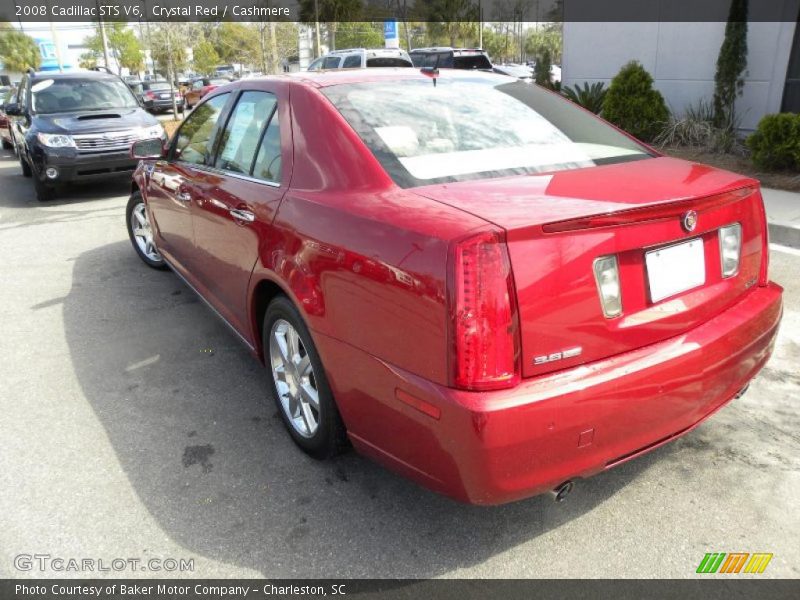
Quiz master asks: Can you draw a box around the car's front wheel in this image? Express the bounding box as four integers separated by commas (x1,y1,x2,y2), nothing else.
126,191,167,269
19,154,31,177
33,176,55,202
264,296,347,459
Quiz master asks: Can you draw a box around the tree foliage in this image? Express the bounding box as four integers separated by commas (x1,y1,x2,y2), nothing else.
192,40,220,76
525,25,562,64
81,23,143,75
602,61,669,142
713,0,748,129
423,0,479,47
0,24,41,72
334,22,384,50
298,0,363,50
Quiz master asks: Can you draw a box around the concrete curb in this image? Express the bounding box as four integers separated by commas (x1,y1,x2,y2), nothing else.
769,223,800,249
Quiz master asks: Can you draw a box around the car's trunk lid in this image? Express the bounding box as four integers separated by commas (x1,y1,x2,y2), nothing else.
413,157,767,377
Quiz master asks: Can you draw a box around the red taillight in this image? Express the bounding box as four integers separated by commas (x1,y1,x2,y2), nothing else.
144,91,156,99
450,230,519,391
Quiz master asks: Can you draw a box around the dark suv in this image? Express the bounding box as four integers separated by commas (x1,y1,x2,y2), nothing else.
5,69,164,201
408,47,493,70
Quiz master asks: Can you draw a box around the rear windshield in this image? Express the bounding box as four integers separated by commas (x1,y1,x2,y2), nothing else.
366,57,412,68
453,54,493,70
31,78,139,114
323,78,654,188
147,82,171,91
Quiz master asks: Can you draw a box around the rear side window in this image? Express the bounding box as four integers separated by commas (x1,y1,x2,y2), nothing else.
453,54,493,70
366,57,412,67
342,55,362,68
215,91,277,174
251,109,282,183
322,56,341,69
172,93,229,165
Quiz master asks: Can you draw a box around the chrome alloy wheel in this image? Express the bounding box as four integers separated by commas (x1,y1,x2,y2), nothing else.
269,319,320,438
130,202,162,262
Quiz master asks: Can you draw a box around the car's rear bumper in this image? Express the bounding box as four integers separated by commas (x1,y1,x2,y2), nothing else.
145,99,184,111
316,282,783,505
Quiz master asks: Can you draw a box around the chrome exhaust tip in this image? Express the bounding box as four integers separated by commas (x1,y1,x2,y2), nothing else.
550,480,574,502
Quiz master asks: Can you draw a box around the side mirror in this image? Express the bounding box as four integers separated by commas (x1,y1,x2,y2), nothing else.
131,138,165,159
5,102,21,116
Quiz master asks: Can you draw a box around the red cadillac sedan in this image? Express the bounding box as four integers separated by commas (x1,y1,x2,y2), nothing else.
127,69,782,505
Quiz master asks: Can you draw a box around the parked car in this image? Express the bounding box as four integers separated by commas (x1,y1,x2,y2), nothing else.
126,69,782,505
5,69,165,201
124,78,144,103
184,77,231,109
307,48,413,71
409,47,493,70
141,80,184,113
492,63,534,81
0,88,16,150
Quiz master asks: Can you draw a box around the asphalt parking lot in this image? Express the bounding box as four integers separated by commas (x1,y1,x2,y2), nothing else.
0,150,798,579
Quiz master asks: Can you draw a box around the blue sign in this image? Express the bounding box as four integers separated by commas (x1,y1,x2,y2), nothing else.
383,19,399,48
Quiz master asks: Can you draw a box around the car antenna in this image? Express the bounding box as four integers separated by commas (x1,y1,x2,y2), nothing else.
420,55,439,87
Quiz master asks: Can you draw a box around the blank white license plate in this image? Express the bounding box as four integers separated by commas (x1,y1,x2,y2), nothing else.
160,93,170,99
645,238,705,302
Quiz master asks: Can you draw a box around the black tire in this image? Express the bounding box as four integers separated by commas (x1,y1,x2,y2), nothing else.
126,191,167,269
263,296,347,459
20,154,31,177
33,175,55,202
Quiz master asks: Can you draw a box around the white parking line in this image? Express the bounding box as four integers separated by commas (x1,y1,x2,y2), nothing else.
770,243,800,257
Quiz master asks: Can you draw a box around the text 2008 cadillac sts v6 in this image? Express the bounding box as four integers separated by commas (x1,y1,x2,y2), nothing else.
126,69,782,505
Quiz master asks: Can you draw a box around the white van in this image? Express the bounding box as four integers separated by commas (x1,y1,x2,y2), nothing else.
307,48,413,71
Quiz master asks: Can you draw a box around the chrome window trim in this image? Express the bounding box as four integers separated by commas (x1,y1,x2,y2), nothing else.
173,161,281,188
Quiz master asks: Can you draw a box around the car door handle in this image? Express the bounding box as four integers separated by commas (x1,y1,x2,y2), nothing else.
176,191,191,202
229,208,255,223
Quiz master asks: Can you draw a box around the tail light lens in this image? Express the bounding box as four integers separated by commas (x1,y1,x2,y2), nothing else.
449,230,519,391
719,223,742,278
593,255,623,317
144,91,156,99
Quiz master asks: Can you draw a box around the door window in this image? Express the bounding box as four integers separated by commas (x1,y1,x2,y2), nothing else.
251,109,282,184
342,55,362,68
322,56,341,69
172,93,229,165
215,91,277,174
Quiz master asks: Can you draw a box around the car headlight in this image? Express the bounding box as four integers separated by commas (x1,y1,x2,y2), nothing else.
37,133,75,148
139,124,165,140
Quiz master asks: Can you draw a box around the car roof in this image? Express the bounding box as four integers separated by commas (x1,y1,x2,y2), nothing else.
29,69,120,81
327,47,409,56
285,67,510,88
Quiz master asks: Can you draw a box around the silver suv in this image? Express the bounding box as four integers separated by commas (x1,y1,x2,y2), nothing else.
307,48,413,71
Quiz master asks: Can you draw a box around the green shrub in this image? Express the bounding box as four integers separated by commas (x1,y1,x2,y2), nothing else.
562,82,607,114
534,48,553,88
602,61,669,142
656,99,743,154
746,113,800,171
